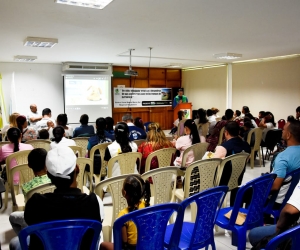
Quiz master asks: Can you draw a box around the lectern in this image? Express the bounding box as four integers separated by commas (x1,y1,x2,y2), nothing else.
173,102,192,121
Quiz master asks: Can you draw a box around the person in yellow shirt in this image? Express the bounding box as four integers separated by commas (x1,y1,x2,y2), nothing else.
118,175,150,250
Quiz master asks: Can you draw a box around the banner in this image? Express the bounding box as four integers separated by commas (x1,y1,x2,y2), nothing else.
114,87,172,108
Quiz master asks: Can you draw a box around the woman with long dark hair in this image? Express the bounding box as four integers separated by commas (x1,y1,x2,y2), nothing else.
0,128,33,184
50,126,76,149
105,116,115,136
195,108,209,142
56,114,73,138
259,111,276,141
173,119,200,167
87,118,114,175
16,115,37,142
104,122,138,177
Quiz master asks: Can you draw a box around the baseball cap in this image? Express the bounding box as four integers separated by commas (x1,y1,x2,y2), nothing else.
46,146,76,179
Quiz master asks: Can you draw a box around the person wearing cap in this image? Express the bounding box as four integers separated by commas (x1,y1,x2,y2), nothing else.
9,146,105,250
122,114,146,141
172,88,188,108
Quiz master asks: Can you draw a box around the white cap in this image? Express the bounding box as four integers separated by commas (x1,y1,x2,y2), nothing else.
46,146,76,179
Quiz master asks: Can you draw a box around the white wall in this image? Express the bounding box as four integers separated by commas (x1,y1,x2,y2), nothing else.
0,62,64,124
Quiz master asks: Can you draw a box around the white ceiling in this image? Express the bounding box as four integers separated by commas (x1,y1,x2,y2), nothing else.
0,0,300,68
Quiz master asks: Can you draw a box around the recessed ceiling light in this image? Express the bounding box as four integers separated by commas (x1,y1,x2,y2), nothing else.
24,37,58,48
14,56,37,62
162,63,182,68
214,53,242,60
55,0,114,9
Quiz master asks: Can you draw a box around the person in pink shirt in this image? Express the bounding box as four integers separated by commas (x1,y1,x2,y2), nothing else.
0,128,34,184
173,119,200,167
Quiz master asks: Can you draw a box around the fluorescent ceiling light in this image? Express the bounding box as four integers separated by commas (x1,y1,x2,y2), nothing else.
14,56,37,62
55,0,114,9
24,37,58,48
214,53,242,60
162,63,182,68
233,54,300,64
182,64,226,71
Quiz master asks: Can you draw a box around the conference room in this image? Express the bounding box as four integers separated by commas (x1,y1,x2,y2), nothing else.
1,1,300,249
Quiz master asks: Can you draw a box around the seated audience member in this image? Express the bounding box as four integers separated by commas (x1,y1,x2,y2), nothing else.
73,114,95,138
248,179,300,247
170,110,184,135
0,128,34,184
211,107,220,118
192,110,198,121
105,116,115,136
133,117,146,131
9,146,105,250
50,126,76,149
56,114,73,138
173,119,200,167
207,109,216,135
87,118,114,176
104,122,138,177
287,115,295,122
122,114,146,140
27,104,42,127
1,112,19,137
38,129,49,139
268,120,300,210
259,111,276,141
16,115,37,142
242,121,255,146
117,175,150,249
206,109,234,152
233,110,242,120
35,108,55,132
214,121,251,205
258,110,266,121
138,122,174,174
296,106,300,121
194,108,209,142
244,113,258,128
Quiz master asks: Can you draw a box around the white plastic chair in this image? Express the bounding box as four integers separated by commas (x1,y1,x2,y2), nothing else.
217,126,225,146
76,157,93,194
69,145,83,157
72,137,89,156
247,128,263,169
181,142,209,167
25,183,56,202
142,167,178,205
144,148,176,173
25,139,51,151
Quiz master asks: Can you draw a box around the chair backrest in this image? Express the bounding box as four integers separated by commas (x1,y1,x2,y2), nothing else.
247,127,263,151
133,139,146,148
144,147,176,173
25,183,56,202
10,164,35,206
5,150,31,186
277,119,286,130
264,167,300,219
89,142,112,177
177,119,186,137
95,174,130,224
264,129,283,151
25,139,51,151
19,219,102,250
170,186,228,249
183,158,222,199
113,203,181,250
216,153,250,190
228,174,276,229
265,224,300,250
141,167,178,205
72,137,89,155
107,152,142,178
0,141,10,147
69,145,83,157
181,142,209,167
217,127,225,146
76,157,93,193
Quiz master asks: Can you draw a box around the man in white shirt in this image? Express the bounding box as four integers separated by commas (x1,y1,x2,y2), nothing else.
27,104,42,127
35,108,55,132
206,109,216,135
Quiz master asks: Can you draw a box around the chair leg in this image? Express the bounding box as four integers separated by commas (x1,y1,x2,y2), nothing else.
232,229,246,250
250,150,254,169
4,182,8,209
260,147,264,167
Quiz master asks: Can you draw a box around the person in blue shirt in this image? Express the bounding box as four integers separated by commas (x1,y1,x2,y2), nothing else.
73,114,95,137
122,114,146,141
172,88,188,108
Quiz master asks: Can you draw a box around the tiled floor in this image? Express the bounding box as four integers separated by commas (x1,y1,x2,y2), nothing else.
0,158,271,250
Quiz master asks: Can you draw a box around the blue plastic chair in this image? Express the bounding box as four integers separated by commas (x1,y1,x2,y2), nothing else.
215,173,277,250
113,203,181,250
263,224,300,250
264,167,300,223
164,186,228,250
18,219,102,250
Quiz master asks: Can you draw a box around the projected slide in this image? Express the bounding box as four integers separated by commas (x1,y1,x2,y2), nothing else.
64,75,112,124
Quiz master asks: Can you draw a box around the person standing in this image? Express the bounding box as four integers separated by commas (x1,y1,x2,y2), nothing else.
172,88,188,108
27,104,42,127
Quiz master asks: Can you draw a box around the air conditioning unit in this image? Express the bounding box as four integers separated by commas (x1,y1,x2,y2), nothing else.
62,62,112,72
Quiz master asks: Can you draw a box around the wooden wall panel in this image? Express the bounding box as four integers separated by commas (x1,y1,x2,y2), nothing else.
112,66,182,129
